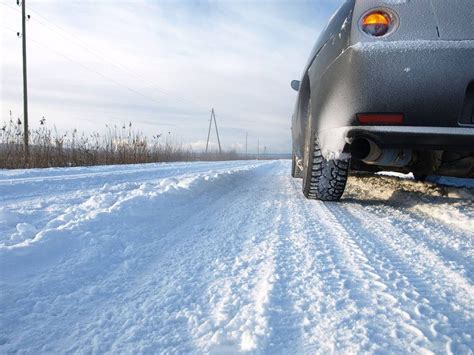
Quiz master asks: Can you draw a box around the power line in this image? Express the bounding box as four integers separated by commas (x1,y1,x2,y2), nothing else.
0,2,20,12
27,36,170,107
1,24,18,33
25,5,209,112
4,1,208,112
2,12,201,112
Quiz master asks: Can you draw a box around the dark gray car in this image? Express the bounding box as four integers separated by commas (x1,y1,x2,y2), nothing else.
291,0,474,200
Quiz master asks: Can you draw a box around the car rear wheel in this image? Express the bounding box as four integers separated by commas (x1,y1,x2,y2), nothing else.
302,102,350,201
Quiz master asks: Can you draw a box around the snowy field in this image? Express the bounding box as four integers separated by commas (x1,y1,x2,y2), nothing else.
0,160,473,353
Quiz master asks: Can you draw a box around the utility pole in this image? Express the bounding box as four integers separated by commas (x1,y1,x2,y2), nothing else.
205,110,212,153
257,139,260,160
19,0,29,157
205,108,222,154
212,109,222,154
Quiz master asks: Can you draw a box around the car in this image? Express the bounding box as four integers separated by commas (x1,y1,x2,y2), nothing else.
290,0,474,201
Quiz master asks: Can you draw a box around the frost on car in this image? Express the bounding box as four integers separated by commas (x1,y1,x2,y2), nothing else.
290,0,474,201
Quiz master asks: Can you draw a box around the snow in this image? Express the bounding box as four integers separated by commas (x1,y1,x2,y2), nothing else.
352,40,474,53
0,160,473,353
381,0,409,4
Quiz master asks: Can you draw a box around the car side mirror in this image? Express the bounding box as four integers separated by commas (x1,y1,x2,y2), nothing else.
291,80,300,91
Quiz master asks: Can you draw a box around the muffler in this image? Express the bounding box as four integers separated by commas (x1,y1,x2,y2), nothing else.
351,138,412,167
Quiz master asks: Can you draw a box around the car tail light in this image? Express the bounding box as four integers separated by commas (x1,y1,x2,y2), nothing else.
361,11,392,37
357,113,404,124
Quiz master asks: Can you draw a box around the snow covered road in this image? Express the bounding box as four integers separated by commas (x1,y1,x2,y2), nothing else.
0,160,473,353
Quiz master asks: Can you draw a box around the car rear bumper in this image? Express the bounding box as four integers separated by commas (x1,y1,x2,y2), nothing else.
311,40,474,158
318,125,474,160
348,126,474,149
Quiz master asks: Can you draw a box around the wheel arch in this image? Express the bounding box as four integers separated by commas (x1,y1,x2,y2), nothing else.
293,73,311,159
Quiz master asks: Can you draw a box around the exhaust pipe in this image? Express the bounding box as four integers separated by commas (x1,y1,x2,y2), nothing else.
351,138,412,167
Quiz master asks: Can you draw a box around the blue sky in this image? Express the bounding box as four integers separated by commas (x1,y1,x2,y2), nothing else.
1,0,343,153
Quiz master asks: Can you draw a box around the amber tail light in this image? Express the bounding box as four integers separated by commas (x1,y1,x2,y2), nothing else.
361,11,392,37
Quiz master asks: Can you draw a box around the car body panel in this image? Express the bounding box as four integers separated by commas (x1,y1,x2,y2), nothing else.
429,0,474,40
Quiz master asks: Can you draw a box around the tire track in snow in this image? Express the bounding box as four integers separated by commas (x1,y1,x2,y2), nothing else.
344,197,473,281
196,165,290,353
281,178,371,353
303,195,448,352
342,203,474,315
260,178,308,354
201,228,277,353
263,175,377,353
324,200,474,353
321,201,473,353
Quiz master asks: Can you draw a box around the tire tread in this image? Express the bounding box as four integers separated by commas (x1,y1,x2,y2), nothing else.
303,139,349,201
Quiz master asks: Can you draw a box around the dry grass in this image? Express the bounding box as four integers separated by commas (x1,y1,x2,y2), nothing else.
0,115,240,169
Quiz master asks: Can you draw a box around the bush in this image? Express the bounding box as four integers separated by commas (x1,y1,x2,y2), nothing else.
0,116,240,169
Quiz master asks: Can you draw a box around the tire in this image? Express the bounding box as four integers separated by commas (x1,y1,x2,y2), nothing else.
291,150,303,178
302,101,349,201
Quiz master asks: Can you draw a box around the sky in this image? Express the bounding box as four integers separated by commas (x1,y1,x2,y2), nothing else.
1,0,343,154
